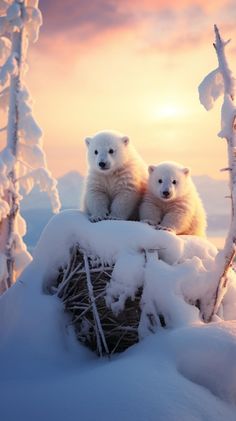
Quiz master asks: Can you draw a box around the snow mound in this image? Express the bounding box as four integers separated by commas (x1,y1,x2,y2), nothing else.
7,210,236,334
0,210,236,420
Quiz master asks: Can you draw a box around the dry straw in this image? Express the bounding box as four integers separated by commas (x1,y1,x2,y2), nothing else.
52,244,144,356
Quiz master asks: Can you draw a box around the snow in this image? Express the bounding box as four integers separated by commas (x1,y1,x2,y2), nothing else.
0,14,235,421
0,85,9,111
0,0,61,291
0,211,236,420
218,94,236,139
0,15,9,36
0,36,11,62
19,167,61,213
24,4,42,43
23,211,236,326
0,1,11,14
0,52,18,86
198,27,236,140
6,2,20,22
198,68,224,110
198,68,236,139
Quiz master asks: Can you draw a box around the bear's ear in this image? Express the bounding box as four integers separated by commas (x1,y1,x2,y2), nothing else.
148,165,155,174
122,136,129,146
183,167,190,176
84,137,92,147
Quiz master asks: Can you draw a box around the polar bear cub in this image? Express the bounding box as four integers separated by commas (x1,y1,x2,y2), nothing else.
82,130,148,222
139,161,206,236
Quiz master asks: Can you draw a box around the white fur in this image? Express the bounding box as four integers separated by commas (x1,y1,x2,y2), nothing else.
82,130,148,221
139,161,207,236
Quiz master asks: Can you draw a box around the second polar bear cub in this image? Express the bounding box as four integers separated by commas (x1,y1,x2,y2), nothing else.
139,161,207,236
83,130,148,222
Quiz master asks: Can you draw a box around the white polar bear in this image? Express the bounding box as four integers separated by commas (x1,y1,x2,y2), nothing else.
82,130,148,222
139,161,207,236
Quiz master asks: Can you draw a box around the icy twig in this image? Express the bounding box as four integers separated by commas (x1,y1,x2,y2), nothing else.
57,261,83,298
83,253,109,356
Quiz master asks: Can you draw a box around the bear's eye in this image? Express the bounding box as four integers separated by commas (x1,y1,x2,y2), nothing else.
109,149,114,154
158,179,163,184
94,150,98,155
172,180,177,185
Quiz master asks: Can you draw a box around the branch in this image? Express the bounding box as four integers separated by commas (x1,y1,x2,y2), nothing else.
213,25,235,100
83,253,109,356
201,26,236,322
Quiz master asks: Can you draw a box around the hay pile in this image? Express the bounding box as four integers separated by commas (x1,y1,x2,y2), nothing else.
52,244,146,356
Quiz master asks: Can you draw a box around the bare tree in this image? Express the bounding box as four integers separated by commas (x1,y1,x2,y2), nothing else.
199,25,236,321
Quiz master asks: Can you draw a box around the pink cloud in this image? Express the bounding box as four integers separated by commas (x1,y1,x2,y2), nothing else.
29,0,235,78
37,0,236,55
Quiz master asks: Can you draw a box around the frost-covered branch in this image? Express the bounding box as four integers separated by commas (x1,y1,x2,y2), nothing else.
213,25,235,101
199,25,236,321
17,168,60,213
0,0,61,292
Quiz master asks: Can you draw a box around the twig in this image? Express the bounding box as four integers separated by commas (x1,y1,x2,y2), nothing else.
83,253,109,356
57,261,83,298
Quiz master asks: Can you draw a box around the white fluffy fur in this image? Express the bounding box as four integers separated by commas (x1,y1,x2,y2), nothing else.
82,130,148,221
139,161,207,236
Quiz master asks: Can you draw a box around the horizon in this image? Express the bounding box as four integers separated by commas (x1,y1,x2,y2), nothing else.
57,168,230,181
2,0,234,179
21,169,230,251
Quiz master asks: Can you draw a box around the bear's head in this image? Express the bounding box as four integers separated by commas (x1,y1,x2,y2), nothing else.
148,161,191,201
85,130,130,173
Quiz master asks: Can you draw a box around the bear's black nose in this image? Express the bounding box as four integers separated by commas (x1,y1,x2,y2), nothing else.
99,162,106,169
163,190,170,197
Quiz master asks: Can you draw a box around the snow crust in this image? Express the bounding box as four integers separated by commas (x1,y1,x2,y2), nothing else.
0,211,236,420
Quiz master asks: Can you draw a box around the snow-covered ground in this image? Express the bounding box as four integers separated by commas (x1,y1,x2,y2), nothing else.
1,211,236,421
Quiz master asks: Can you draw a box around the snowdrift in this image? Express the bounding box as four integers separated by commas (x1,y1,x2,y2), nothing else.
0,210,236,420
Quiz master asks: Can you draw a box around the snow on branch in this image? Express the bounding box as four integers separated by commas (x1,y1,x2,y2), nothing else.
0,53,18,86
199,25,236,321
0,87,9,111
0,0,60,292
213,25,236,100
0,36,11,62
19,168,61,213
198,69,224,111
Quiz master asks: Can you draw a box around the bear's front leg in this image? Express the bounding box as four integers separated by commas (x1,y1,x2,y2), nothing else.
110,190,140,220
139,199,162,227
160,209,190,234
86,190,110,222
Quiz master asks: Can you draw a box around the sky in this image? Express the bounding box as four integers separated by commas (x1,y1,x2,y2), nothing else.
23,0,236,178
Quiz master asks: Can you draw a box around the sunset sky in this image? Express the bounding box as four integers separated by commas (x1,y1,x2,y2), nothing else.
24,0,236,178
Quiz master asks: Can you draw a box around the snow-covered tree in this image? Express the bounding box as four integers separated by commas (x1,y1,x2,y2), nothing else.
199,25,236,321
0,0,61,293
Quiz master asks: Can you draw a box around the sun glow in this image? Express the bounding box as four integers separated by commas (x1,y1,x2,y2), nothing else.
152,102,188,121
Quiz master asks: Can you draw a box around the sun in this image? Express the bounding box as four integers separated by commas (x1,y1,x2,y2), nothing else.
151,102,187,121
